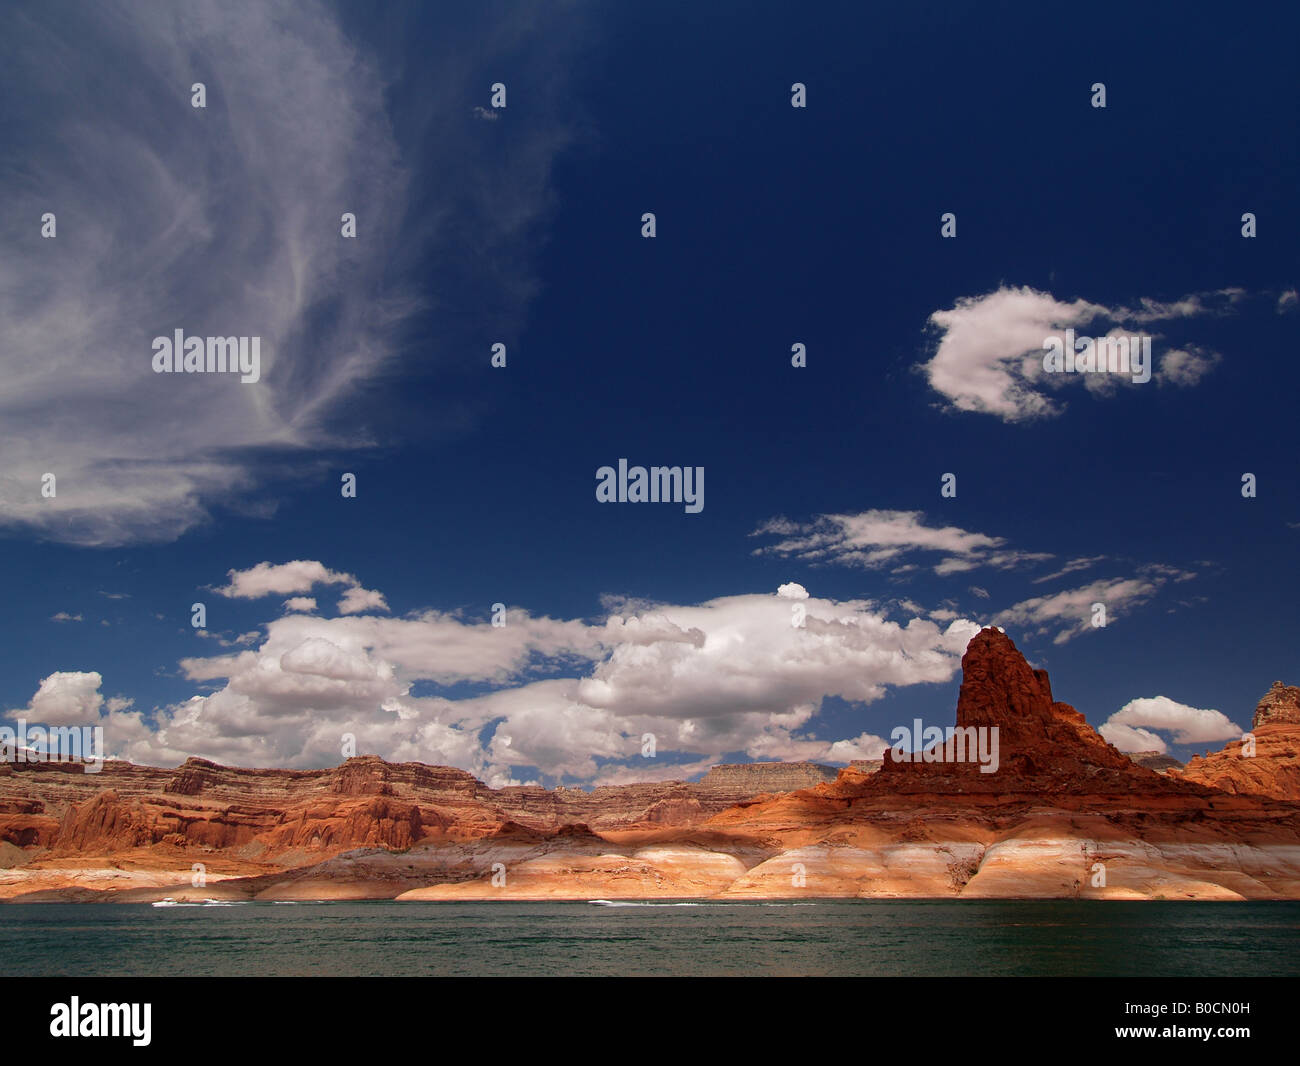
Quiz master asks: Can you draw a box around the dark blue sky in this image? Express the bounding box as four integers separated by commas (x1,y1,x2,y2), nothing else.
0,0,1296,784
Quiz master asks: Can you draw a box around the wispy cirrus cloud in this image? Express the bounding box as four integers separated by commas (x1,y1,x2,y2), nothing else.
752,509,1050,576
0,0,587,546
1030,556,1105,585
995,566,1196,645
0,1,415,545
753,511,1200,644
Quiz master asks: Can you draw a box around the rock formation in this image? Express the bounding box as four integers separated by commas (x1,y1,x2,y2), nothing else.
1127,751,1184,774
0,752,848,899
699,629,1300,900
1251,682,1300,728
869,628,1185,797
1177,681,1300,800
697,762,839,792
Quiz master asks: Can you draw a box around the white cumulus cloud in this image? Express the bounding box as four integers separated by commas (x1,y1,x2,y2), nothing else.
1100,696,1242,753
50,573,985,783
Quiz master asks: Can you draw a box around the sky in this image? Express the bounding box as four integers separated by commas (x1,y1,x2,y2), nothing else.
0,0,1296,787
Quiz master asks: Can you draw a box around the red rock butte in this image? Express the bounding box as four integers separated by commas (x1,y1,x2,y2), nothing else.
873,627,1186,794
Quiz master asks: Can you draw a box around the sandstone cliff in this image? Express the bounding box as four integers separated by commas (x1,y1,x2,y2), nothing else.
1251,681,1300,728
698,762,838,792
1177,681,1300,800
0,752,840,899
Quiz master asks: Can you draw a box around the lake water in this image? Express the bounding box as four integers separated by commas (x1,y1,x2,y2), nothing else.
2,900,1297,977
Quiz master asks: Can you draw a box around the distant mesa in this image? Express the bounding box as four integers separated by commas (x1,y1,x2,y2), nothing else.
1127,751,1184,774
698,762,839,792
0,751,848,876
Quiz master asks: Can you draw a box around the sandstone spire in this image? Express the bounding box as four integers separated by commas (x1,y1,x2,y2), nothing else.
1253,681,1300,729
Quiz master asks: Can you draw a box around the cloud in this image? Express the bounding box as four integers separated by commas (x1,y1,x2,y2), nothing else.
602,615,706,648
51,612,83,623
0,1,587,546
1100,696,1242,753
3,671,155,758
759,513,1195,645
197,628,260,649
62,573,983,782
474,592,978,780
337,586,390,615
742,730,889,764
0,1,422,545
7,671,104,726
1030,557,1104,585
920,285,1230,421
996,567,1195,644
1098,722,1168,754
283,597,317,613
216,561,355,599
574,595,980,722
1156,347,1221,387
754,509,1050,575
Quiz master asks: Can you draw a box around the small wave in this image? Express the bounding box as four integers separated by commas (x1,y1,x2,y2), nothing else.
151,898,242,907
587,899,822,908
587,900,706,907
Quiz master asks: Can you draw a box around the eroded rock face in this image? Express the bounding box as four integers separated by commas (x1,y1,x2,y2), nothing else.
1253,682,1300,729
949,629,1133,772
873,628,1170,794
1174,681,1300,801
0,753,831,874
698,762,839,792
